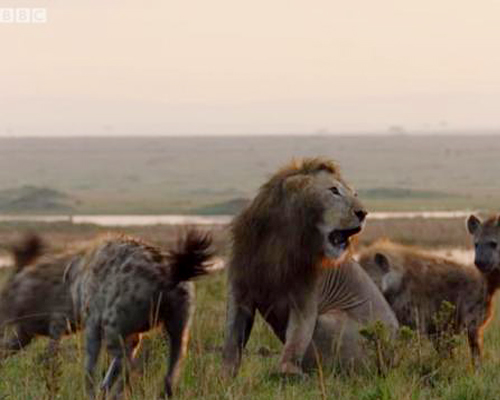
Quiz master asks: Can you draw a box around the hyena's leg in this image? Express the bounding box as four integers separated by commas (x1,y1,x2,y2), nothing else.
467,328,482,368
162,289,194,398
279,293,318,375
35,317,69,382
0,327,34,359
46,316,70,357
100,325,129,399
222,286,256,378
101,333,142,399
84,321,102,400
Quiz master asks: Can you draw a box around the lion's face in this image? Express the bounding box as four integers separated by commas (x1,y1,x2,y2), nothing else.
313,171,367,259
467,215,500,274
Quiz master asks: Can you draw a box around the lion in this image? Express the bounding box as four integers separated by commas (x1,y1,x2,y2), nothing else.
222,157,398,376
358,236,500,366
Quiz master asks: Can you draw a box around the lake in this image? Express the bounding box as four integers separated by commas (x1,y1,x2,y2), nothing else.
0,211,473,227
0,212,475,269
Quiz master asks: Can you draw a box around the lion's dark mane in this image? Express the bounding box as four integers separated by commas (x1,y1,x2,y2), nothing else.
229,158,342,300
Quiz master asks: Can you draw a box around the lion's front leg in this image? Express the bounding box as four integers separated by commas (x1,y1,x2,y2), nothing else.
279,294,318,375
222,286,256,378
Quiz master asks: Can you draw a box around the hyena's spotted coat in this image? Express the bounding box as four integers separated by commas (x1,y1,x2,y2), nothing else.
358,238,499,366
65,230,215,399
0,234,78,358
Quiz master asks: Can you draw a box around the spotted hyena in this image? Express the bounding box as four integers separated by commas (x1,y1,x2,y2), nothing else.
64,229,215,399
467,215,500,277
0,234,79,358
467,215,500,349
358,237,500,366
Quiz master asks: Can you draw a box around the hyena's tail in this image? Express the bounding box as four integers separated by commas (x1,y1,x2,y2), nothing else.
167,229,215,285
11,234,43,272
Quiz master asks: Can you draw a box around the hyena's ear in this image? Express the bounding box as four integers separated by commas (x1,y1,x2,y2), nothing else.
11,234,43,272
374,252,390,273
467,215,481,235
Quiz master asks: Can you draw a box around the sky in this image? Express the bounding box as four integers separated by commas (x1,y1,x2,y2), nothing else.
1,0,500,136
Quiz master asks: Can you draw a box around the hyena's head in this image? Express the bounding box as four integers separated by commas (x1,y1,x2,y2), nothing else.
358,249,404,304
467,214,500,274
371,252,405,300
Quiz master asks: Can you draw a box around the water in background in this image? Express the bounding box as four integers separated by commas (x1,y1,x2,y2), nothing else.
0,211,472,227
0,212,475,268
0,255,12,268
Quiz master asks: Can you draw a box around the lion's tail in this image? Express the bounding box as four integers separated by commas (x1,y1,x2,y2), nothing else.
166,229,215,286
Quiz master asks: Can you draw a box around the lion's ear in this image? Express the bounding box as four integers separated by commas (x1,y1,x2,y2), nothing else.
467,215,481,235
374,252,390,273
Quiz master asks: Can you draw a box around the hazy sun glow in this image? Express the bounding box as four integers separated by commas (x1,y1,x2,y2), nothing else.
1,0,499,136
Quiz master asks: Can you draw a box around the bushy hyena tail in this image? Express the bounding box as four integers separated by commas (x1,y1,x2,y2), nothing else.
167,230,215,285
11,234,43,272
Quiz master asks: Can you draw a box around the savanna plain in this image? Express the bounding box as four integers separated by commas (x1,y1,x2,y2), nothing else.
0,135,499,399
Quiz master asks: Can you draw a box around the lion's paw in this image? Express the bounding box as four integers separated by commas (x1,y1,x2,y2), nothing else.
279,361,304,376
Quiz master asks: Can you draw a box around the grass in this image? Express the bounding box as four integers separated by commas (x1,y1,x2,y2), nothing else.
0,219,497,399
1,135,498,397
1,269,499,400
1,135,500,214
0,216,477,258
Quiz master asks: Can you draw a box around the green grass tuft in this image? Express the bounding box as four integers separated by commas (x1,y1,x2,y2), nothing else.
1,272,499,399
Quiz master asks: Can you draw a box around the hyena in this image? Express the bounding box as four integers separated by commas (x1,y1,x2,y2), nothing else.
64,230,215,399
0,234,78,358
467,215,500,352
358,237,499,366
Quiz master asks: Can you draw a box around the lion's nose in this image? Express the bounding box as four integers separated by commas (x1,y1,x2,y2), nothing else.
355,209,367,223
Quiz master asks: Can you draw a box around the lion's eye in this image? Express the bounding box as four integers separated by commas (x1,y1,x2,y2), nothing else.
329,187,341,196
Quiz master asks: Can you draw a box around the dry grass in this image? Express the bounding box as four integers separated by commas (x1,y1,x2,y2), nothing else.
1,219,497,400
1,135,499,214
358,217,473,249
0,269,499,400
0,217,475,262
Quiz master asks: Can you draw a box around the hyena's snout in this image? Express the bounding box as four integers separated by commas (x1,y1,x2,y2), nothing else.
354,208,367,223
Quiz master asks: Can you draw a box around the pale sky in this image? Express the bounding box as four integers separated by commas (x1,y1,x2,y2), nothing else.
1,0,500,136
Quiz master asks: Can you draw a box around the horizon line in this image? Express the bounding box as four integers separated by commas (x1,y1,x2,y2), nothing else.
0,130,499,139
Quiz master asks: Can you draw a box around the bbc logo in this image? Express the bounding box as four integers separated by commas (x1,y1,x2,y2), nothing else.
0,8,47,24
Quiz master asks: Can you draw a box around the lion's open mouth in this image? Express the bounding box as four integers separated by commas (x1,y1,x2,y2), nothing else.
328,226,362,250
